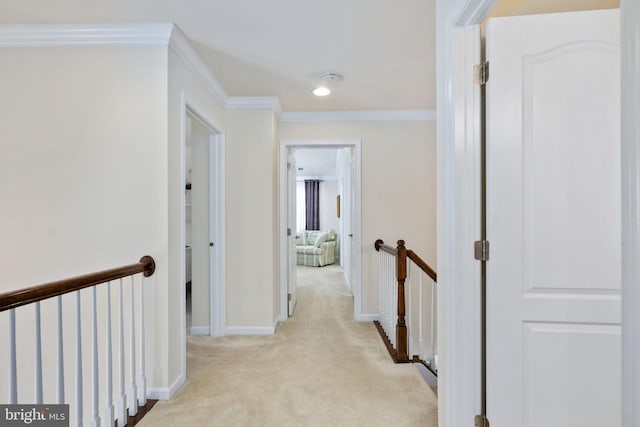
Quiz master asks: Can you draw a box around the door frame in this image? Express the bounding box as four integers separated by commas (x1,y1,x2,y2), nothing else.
278,139,363,321
179,93,226,380
437,1,639,425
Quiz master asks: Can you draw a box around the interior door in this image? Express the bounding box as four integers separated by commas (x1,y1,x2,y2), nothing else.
341,148,352,289
287,154,298,315
349,154,356,290
486,9,621,426
189,115,211,334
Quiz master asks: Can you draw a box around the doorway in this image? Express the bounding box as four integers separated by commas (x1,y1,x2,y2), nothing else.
438,0,628,424
180,103,224,358
279,140,363,321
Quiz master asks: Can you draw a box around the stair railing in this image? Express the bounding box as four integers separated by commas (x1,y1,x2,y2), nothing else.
374,240,438,373
0,256,156,426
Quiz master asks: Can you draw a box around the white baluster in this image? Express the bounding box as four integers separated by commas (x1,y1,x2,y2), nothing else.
9,309,17,404
34,302,43,404
387,255,392,340
117,279,126,427
90,287,101,427
76,291,84,426
392,257,397,348
57,296,65,404
379,253,387,330
378,251,383,321
104,282,114,427
390,254,395,343
383,254,388,336
128,276,138,416
418,273,424,361
407,263,413,358
430,280,437,370
138,274,147,406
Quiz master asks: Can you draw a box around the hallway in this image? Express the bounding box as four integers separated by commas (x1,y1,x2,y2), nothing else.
139,265,437,426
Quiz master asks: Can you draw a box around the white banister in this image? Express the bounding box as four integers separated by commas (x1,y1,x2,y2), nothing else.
9,308,17,404
418,273,425,361
138,274,147,406
117,278,126,427
407,262,413,358
387,253,394,343
57,296,65,404
34,302,43,404
104,282,115,427
76,291,84,426
430,280,437,370
128,276,138,416
391,255,397,348
90,287,101,427
378,252,383,324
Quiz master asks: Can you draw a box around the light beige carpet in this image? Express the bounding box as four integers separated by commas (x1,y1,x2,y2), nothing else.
139,265,438,426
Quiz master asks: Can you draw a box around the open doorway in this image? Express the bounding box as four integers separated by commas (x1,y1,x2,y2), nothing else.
279,140,363,322
181,105,225,352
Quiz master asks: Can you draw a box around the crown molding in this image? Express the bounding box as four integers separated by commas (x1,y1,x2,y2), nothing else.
0,23,173,47
168,25,228,106
279,109,436,123
226,96,283,118
0,23,229,106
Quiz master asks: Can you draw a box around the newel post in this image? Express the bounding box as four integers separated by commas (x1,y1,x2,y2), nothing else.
396,240,409,362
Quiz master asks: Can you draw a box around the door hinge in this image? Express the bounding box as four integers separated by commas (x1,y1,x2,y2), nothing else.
288,293,292,301
287,162,292,171
287,228,292,236
474,61,489,85
474,240,490,261
475,415,490,427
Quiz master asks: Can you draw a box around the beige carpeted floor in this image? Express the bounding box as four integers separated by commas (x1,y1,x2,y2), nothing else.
139,264,438,427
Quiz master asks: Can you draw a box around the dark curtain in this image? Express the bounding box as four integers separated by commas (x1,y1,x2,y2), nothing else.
305,179,320,230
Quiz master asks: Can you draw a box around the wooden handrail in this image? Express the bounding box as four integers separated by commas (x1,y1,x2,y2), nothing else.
407,250,437,282
0,256,156,313
374,239,398,256
375,239,437,283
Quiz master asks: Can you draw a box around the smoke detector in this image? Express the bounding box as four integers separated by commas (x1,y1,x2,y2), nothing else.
321,71,344,82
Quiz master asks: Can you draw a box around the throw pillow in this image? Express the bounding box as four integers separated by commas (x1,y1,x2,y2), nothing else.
313,232,328,247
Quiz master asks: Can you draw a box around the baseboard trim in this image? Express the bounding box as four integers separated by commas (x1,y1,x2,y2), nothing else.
147,374,185,400
356,313,379,322
190,326,210,335
224,325,276,336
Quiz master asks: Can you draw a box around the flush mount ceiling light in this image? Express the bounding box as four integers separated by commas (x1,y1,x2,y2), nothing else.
312,86,331,96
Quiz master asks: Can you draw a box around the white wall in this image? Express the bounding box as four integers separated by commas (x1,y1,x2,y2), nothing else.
0,41,230,415
319,179,340,234
224,109,280,330
279,120,436,316
0,45,168,423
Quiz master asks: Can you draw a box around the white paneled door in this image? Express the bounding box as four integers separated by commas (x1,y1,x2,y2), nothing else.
288,154,298,316
486,9,621,426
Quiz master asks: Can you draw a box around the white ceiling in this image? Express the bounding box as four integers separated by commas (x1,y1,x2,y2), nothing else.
294,148,338,178
0,0,436,112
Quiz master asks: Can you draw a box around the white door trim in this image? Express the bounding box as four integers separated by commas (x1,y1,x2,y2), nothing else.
438,1,637,426
621,2,640,426
436,2,489,424
278,139,363,321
